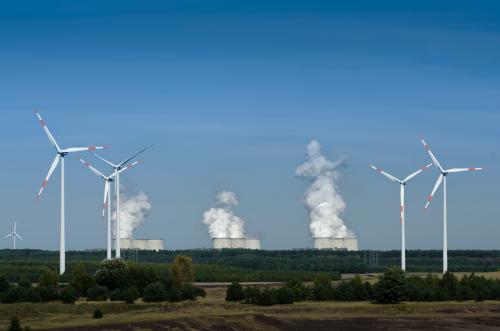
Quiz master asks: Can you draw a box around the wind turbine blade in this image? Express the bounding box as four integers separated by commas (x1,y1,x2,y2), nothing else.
446,167,483,173
369,164,401,183
36,154,60,199
15,234,23,240
103,181,110,217
34,110,61,151
118,143,156,168
4,233,13,239
63,146,108,153
403,163,433,182
118,160,142,174
79,158,107,179
93,153,117,168
13,222,16,232
421,137,444,172
425,174,444,209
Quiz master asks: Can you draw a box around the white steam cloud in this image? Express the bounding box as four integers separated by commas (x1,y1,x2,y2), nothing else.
114,191,152,239
296,140,353,239
203,191,245,238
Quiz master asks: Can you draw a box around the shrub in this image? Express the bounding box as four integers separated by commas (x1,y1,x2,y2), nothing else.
95,259,129,291
127,263,160,293
170,255,194,288
142,282,167,302
71,263,95,296
86,285,108,301
226,282,244,302
60,286,79,304
373,267,408,304
93,309,103,319
2,287,29,303
0,274,10,293
17,278,32,289
38,269,59,288
167,287,182,302
110,287,140,304
242,287,261,304
7,316,22,331
38,286,60,302
257,288,277,306
276,287,295,304
179,284,205,301
312,274,334,301
285,278,309,301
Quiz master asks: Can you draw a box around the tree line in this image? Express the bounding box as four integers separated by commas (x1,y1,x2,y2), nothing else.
226,268,500,306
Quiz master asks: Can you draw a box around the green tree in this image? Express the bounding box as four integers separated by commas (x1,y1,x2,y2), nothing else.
312,274,334,301
276,287,295,304
60,286,79,304
70,263,95,296
7,316,22,331
373,267,408,304
257,288,277,306
0,274,10,293
86,285,108,301
226,282,244,302
170,255,194,288
142,282,167,302
38,268,59,288
95,259,129,290
440,272,460,300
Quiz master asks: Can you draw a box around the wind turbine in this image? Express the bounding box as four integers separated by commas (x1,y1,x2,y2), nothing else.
421,137,483,273
369,163,432,271
4,222,23,249
34,111,107,274
79,158,141,260
94,143,155,258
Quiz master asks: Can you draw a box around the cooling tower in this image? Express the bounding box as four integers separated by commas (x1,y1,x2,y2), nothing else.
115,238,164,252
313,237,358,251
212,238,261,250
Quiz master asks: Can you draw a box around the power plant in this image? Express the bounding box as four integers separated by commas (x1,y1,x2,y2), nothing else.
114,238,164,251
313,237,359,251
213,238,261,250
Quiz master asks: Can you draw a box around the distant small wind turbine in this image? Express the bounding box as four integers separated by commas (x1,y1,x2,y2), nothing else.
369,163,432,271
421,136,483,273
79,158,141,260
4,222,23,249
34,111,108,274
93,143,155,258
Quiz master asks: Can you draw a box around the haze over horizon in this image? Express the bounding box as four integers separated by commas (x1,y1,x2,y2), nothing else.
0,1,498,251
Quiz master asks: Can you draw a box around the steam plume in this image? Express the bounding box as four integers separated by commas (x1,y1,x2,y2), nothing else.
203,191,245,238
113,190,152,239
296,140,353,238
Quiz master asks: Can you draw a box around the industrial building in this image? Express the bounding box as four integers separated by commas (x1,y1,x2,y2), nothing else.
313,237,358,251
114,238,164,251
212,238,261,250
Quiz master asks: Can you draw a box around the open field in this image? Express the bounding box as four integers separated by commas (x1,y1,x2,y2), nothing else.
2,280,500,330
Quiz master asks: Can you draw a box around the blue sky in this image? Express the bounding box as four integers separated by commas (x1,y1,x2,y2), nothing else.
0,1,498,251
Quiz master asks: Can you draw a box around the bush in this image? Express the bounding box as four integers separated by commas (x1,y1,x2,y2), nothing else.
180,284,205,301
276,287,295,304
0,274,10,293
373,267,408,304
86,285,108,301
38,269,59,288
243,287,261,304
257,288,277,306
110,287,140,304
71,263,95,296
285,278,309,301
38,286,60,302
95,259,129,291
2,287,29,303
226,282,244,302
312,274,334,301
127,263,160,293
142,282,167,302
60,286,79,304
93,309,103,319
18,278,32,289
167,287,182,302
7,316,22,331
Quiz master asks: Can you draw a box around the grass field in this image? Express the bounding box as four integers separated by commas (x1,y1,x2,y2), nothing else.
2,274,500,331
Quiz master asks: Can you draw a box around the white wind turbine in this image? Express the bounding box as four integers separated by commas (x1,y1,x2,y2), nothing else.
93,143,155,258
79,158,141,260
369,163,432,271
4,222,23,249
34,111,107,274
421,137,483,273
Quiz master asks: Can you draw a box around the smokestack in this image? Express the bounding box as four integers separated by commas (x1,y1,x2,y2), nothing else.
296,140,355,240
